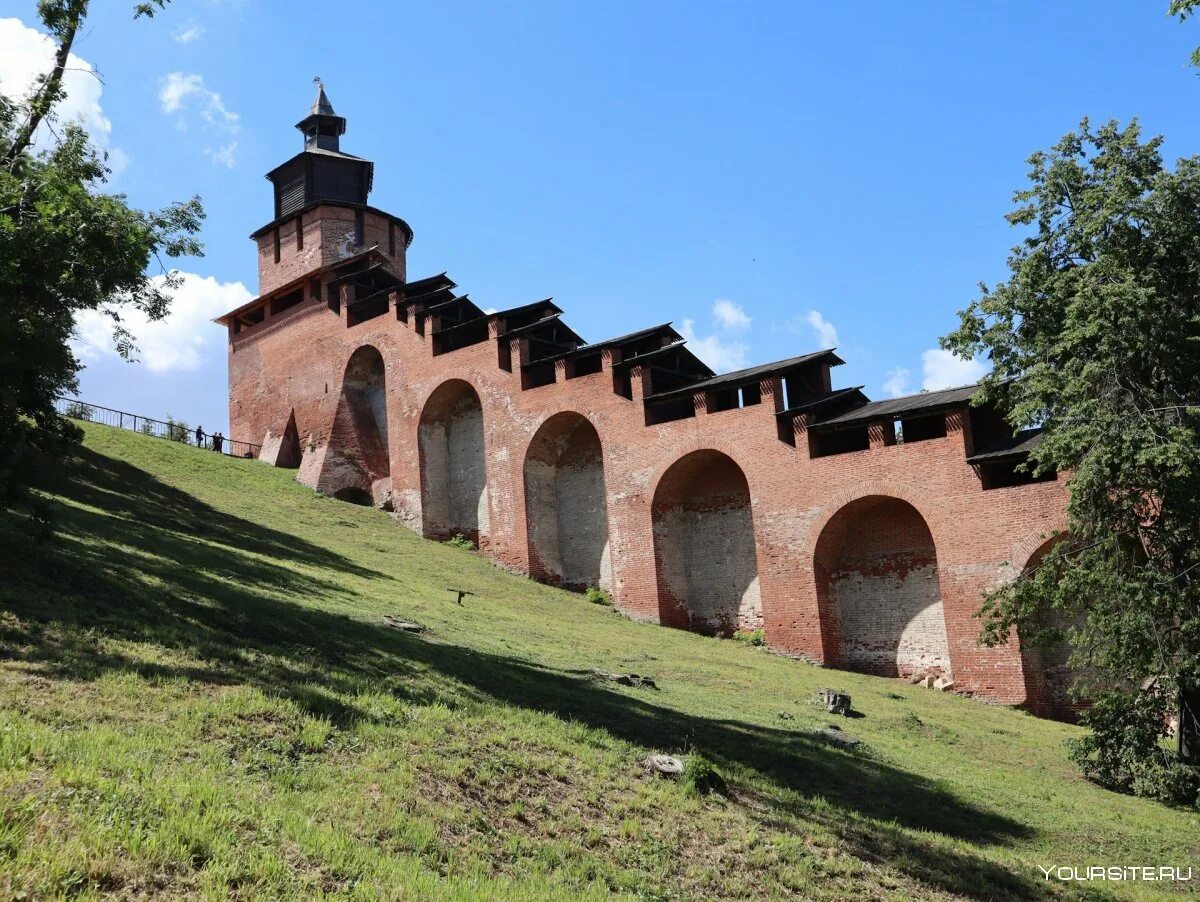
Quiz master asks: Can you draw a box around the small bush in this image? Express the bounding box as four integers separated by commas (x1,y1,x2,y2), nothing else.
444,534,476,550
1129,758,1200,807
139,419,154,435
682,754,727,797
585,586,612,606
732,628,765,647
1068,690,1200,806
166,417,190,443
62,401,92,421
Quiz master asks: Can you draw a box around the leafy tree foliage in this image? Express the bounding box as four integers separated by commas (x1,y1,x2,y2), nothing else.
0,0,202,509
1170,0,1200,65
943,120,1200,805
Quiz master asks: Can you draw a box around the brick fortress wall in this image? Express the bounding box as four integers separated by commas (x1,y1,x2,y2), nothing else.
222,200,1071,715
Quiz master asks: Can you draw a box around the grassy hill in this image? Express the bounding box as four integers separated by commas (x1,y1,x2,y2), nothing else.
0,423,1195,899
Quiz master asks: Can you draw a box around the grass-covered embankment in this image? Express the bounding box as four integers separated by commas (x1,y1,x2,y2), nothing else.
0,423,1195,898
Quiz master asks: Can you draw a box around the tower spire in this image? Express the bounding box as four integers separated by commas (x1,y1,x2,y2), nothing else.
296,78,346,151
310,77,336,117
264,81,375,220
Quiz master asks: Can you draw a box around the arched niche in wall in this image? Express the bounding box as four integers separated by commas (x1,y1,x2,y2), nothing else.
323,345,390,503
1017,535,1087,722
523,412,611,590
418,379,488,542
814,496,951,679
651,449,761,635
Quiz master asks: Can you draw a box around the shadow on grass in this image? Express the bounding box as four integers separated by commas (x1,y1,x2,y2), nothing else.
0,446,1050,899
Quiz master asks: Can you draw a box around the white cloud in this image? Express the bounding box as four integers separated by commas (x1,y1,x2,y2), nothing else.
172,21,205,44
72,273,251,374
158,71,240,165
679,298,755,373
203,140,238,169
882,367,911,398
805,310,838,348
713,298,751,332
921,348,987,391
680,319,750,373
158,72,201,113
0,17,119,163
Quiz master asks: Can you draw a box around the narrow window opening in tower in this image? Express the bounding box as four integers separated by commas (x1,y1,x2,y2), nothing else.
296,214,304,250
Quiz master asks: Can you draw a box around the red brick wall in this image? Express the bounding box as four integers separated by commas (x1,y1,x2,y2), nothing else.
255,206,405,296
227,230,1071,710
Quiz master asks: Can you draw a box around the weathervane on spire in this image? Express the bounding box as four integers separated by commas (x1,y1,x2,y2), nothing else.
313,75,323,90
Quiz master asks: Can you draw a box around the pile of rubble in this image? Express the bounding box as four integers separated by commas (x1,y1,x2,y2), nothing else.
908,670,955,692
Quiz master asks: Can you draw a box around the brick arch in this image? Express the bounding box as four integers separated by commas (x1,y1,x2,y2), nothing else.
413,372,487,415
315,344,390,504
798,481,946,563
523,411,611,591
418,379,488,541
812,493,951,678
644,437,767,510
651,449,762,635
1009,526,1070,577
1012,532,1083,721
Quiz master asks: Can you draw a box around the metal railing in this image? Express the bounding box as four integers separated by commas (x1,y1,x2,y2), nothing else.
54,397,261,459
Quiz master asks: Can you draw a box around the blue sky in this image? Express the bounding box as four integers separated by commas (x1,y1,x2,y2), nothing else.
4,1,1200,438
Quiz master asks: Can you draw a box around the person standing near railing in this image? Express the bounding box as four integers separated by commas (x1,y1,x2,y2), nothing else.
195,425,205,448
213,432,224,454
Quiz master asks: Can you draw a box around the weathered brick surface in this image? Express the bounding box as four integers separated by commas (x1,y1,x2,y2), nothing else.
652,450,761,635
226,197,1072,710
818,497,950,678
524,413,610,590
255,206,406,296
416,380,488,541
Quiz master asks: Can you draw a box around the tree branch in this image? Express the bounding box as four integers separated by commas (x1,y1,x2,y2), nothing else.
3,2,85,168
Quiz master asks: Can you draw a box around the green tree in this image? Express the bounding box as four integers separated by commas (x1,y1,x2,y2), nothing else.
1170,0,1200,65
0,0,203,509
943,119,1200,804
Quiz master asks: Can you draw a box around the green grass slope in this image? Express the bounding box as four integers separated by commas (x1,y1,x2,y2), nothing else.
0,423,1196,899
